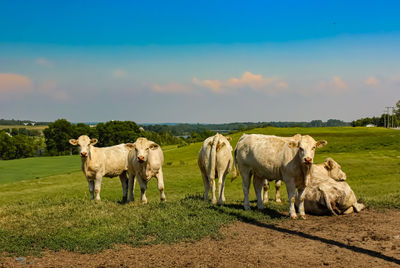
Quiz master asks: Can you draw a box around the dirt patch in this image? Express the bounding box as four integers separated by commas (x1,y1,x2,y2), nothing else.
2,209,400,267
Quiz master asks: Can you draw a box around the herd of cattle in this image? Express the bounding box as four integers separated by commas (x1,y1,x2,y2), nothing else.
69,133,364,219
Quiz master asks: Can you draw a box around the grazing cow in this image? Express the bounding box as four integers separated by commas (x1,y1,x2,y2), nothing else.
295,172,365,215
235,134,327,219
198,133,234,205
69,135,133,202
126,137,165,203
262,157,347,203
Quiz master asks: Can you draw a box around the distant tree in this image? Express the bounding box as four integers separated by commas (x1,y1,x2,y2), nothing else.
43,119,76,155
311,120,323,127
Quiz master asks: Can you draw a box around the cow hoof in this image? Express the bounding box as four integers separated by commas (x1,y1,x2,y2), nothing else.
300,215,307,220
276,199,282,203
217,201,223,206
141,200,148,204
244,205,251,210
290,215,298,220
160,198,166,202
212,200,217,205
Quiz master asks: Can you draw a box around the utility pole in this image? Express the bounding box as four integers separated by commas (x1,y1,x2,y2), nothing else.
383,110,386,128
385,107,391,128
391,107,396,128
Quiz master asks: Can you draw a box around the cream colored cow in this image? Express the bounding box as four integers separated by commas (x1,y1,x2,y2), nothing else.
126,137,165,203
198,133,235,205
69,135,133,202
295,172,365,215
235,134,327,219
263,157,346,203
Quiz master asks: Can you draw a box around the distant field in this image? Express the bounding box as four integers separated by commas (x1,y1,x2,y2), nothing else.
0,125,48,135
0,127,399,256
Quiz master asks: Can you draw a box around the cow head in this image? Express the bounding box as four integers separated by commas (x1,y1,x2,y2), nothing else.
133,137,159,163
288,135,327,166
324,158,346,181
69,135,98,158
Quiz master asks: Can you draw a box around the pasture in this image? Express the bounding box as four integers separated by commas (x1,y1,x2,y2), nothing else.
0,127,400,264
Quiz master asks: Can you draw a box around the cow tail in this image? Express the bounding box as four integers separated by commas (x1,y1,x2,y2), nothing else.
231,146,238,182
209,135,219,181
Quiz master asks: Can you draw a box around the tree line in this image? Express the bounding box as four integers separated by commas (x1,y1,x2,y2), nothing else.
352,100,400,127
43,119,185,156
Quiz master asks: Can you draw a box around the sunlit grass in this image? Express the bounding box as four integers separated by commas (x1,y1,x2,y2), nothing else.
0,127,399,256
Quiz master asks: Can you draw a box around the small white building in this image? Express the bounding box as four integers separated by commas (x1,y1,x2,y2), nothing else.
366,124,376,127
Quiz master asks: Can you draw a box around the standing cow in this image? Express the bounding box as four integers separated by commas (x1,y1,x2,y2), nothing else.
69,135,133,202
262,157,347,204
126,137,165,203
198,133,235,205
235,134,327,219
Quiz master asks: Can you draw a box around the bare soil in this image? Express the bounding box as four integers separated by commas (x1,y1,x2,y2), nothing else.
2,209,400,268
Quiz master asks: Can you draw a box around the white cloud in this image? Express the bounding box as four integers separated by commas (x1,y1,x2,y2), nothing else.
364,76,379,87
112,69,128,78
192,71,288,95
35,58,53,67
153,82,192,94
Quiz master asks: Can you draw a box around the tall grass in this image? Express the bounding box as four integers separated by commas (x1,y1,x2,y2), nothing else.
0,127,399,256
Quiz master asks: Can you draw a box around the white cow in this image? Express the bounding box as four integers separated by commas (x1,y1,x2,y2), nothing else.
295,172,365,215
262,157,347,203
198,133,235,205
235,134,327,219
126,137,165,203
69,135,133,202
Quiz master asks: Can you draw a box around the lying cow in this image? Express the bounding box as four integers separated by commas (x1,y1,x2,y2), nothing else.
127,137,165,203
198,133,234,205
69,135,133,202
295,171,365,215
262,157,347,203
235,134,327,219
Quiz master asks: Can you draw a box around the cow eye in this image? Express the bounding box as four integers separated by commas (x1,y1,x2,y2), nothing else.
312,146,316,150
299,147,304,151
146,148,149,151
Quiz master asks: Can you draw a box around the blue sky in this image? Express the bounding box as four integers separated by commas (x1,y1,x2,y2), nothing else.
1,1,399,123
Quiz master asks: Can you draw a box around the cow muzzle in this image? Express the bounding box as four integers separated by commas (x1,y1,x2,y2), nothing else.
80,152,88,158
303,157,313,165
138,155,145,163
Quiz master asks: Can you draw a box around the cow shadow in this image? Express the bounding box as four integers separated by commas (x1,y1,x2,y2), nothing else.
210,205,400,266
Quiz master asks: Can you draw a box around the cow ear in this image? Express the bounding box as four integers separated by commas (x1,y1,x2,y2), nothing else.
69,139,78,146
316,140,327,148
325,158,334,169
149,143,159,150
90,138,98,145
226,136,232,141
288,141,299,148
125,143,135,150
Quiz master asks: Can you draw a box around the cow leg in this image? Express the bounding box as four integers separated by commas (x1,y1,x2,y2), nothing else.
201,172,210,202
275,180,282,203
253,175,264,210
119,172,128,203
128,174,135,202
262,179,269,203
297,186,307,219
211,177,217,205
94,174,103,201
343,207,354,214
138,177,148,204
87,178,95,200
241,170,252,210
354,203,365,213
285,179,297,219
217,172,226,205
156,169,166,202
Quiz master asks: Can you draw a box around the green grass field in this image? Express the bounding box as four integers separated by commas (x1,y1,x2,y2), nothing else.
0,127,399,256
